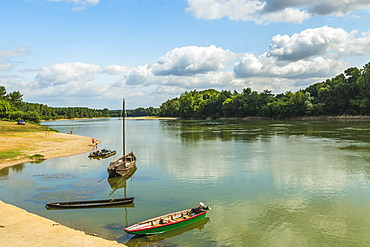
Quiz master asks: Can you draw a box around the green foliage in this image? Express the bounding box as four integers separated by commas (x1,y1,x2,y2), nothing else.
29,154,45,159
0,99,12,118
128,107,159,117
9,111,24,120
159,62,370,119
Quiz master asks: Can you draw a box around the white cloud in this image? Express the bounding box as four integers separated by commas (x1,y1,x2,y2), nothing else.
8,24,370,108
268,26,370,61
234,54,345,79
0,59,14,71
35,62,102,86
0,46,31,71
125,65,152,86
47,0,100,11
151,45,237,76
186,0,370,24
0,46,31,57
234,26,370,80
103,65,131,75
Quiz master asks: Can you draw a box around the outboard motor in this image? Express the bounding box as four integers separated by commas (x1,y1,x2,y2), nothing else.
195,202,211,211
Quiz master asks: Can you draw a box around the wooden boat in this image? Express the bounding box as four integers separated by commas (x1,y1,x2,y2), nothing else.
124,202,211,235
126,217,210,246
88,149,116,159
45,197,135,208
108,99,137,178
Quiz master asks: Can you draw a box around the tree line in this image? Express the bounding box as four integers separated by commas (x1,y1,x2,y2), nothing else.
158,62,370,119
1,62,369,122
0,87,112,123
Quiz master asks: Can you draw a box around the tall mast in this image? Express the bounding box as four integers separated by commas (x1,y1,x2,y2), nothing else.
123,98,125,155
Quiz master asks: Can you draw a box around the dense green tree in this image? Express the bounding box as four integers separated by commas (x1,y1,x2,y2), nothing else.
0,86,6,100
159,98,180,117
7,91,23,109
0,99,12,118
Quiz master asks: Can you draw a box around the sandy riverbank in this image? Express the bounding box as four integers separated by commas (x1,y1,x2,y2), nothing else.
0,122,126,246
0,200,125,247
0,131,99,170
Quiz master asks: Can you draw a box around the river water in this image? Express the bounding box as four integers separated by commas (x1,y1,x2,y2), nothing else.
1,118,370,246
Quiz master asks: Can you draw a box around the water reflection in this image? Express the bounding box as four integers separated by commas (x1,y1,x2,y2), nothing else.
0,163,25,178
2,119,370,246
108,165,137,197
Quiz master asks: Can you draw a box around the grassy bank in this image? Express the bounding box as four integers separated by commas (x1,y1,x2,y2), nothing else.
0,121,53,161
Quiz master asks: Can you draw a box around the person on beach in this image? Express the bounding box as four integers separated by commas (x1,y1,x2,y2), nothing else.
92,138,95,144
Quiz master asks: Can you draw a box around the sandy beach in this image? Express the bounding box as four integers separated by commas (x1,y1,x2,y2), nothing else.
0,124,126,246
0,200,125,247
0,131,99,170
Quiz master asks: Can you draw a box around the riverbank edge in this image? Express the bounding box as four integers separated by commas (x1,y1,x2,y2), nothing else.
0,200,126,247
0,133,99,170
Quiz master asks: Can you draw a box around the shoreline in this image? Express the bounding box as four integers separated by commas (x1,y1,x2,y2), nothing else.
0,132,99,170
0,127,126,246
0,200,125,247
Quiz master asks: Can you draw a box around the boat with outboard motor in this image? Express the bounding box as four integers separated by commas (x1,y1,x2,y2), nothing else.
88,149,116,159
124,202,211,235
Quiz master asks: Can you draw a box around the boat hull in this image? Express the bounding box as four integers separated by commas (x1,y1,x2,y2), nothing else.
45,197,135,208
124,210,207,235
107,151,137,178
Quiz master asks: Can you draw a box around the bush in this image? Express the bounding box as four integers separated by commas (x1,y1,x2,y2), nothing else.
9,111,24,120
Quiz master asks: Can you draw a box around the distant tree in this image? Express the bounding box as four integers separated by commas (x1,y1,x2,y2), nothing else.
7,91,23,109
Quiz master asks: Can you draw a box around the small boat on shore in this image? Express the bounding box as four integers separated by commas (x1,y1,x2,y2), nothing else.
45,197,135,209
88,149,116,159
124,202,211,235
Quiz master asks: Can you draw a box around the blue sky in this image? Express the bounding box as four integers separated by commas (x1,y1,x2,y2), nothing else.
1,0,370,109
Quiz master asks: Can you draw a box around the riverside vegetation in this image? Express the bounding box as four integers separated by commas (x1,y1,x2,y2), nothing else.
1,62,370,122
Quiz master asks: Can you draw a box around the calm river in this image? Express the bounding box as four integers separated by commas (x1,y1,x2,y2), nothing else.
1,118,370,246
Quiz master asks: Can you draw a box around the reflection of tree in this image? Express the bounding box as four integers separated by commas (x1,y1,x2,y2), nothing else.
161,120,370,145
0,167,9,177
11,163,25,173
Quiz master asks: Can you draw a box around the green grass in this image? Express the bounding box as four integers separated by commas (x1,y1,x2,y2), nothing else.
0,150,22,159
29,154,45,159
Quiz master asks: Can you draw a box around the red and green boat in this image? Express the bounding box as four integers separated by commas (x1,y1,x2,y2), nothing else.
124,202,211,235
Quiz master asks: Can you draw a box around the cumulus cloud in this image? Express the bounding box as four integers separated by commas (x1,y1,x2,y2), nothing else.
47,0,100,11
234,54,345,79
12,24,370,108
103,65,131,75
268,26,352,61
186,0,370,24
151,45,237,76
125,65,152,86
234,26,370,79
35,62,102,86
